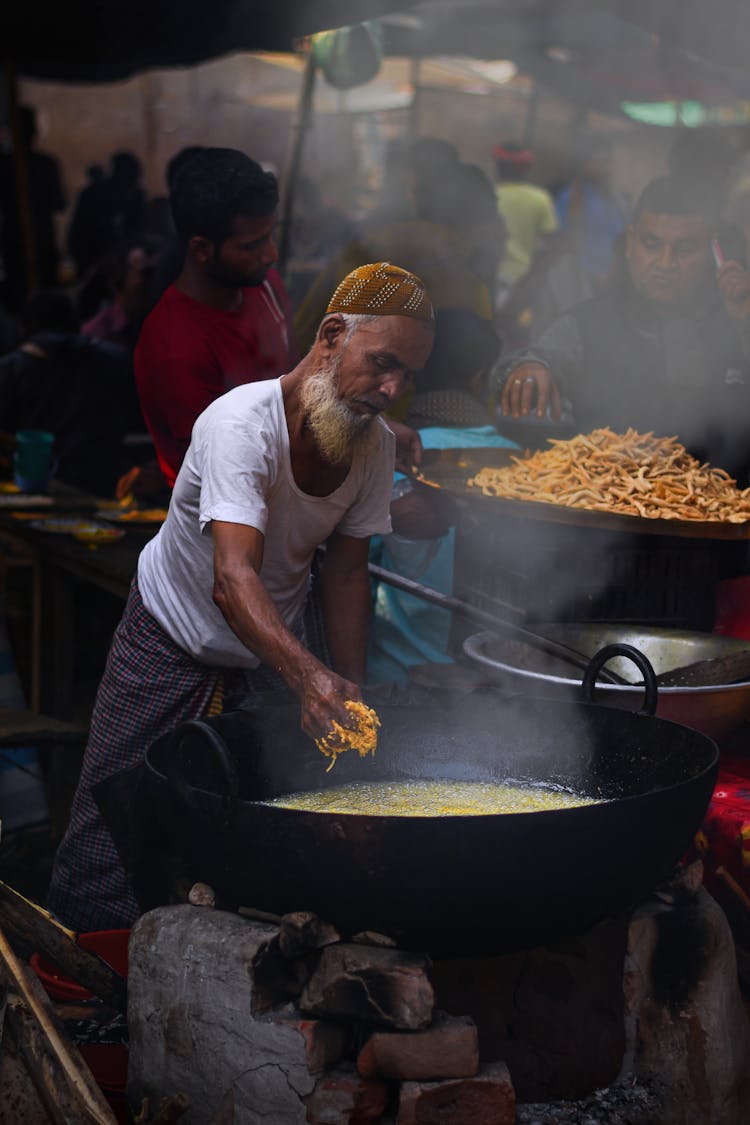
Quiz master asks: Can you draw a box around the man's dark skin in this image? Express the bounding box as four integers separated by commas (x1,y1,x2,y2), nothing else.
212,312,434,740
179,211,279,308
502,208,750,420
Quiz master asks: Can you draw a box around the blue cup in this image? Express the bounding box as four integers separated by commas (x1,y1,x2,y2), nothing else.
14,430,55,493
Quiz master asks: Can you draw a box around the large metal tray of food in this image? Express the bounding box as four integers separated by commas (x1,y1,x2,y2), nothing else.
406,447,750,541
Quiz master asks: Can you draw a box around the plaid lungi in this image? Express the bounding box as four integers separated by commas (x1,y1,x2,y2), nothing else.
47,578,231,932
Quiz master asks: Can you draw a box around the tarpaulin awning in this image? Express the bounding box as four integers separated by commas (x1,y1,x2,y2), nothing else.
1,0,418,83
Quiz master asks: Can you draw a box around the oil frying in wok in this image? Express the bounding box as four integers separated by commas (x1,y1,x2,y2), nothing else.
265,778,602,817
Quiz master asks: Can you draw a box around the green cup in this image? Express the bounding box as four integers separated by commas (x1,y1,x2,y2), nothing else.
14,429,55,493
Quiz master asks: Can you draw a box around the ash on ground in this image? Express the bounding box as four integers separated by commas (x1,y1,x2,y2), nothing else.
516,1078,662,1125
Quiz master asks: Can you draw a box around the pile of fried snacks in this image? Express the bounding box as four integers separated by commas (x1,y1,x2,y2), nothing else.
315,700,381,772
467,427,750,523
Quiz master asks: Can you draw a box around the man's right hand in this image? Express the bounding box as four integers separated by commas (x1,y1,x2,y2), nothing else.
500,362,562,420
299,663,363,743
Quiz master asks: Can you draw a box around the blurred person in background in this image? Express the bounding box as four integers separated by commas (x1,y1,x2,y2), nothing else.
495,176,750,485
67,162,114,280
82,238,157,353
285,175,355,309
524,136,628,337
134,147,296,490
366,137,460,228
404,307,501,430
668,127,746,264
295,149,502,360
555,136,628,285
493,142,558,299
0,291,135,496
107,151,146,245
0,106,66,311
71,150,149,322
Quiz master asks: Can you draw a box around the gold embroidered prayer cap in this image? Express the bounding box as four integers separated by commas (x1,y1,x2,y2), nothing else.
326,261,434,323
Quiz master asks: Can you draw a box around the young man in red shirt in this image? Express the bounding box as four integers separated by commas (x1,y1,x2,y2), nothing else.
134,148,296,487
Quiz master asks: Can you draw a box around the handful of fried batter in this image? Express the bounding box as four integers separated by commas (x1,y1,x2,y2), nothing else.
315,700,380,773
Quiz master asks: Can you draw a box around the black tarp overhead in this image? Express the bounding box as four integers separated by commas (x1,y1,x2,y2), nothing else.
1,0,418,83
5,0,750,87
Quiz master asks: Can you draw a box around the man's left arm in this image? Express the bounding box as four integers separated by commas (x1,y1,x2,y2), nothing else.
318,532,372,684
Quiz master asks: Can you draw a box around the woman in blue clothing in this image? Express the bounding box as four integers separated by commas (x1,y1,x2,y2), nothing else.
368,310,515,682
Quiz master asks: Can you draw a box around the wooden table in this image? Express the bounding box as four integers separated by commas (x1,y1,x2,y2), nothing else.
0,495,157,716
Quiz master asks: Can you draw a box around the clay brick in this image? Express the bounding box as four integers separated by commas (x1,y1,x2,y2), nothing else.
304,1063,390,1125
357,1013,479,1081
352,931,398,949
397,1061,515,1125
264,1007,348,1074
301,944,434,1030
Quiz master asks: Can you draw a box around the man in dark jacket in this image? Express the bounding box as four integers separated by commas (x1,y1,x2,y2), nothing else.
498,176,750,483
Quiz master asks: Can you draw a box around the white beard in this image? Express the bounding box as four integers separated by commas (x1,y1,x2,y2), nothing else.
300,359,381,465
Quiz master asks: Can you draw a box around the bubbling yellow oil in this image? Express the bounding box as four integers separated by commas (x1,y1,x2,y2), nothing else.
264,779,601,817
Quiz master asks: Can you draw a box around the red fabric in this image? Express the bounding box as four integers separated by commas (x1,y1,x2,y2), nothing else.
692,756,750,908
134,271,296,486
713,576,750,642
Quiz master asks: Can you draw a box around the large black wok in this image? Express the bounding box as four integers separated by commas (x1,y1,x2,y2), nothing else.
131,681,718,956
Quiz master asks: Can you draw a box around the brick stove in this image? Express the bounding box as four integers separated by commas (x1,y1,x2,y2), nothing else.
127,862,750,1124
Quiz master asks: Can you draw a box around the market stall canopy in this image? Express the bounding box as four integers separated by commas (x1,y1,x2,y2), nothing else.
380,1,750,112
382,0,750,76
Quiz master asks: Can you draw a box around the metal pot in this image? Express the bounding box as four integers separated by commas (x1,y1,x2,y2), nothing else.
463,625,750,743
133,689,718,955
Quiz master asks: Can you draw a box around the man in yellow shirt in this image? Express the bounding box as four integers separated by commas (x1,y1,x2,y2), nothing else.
494,143,558,288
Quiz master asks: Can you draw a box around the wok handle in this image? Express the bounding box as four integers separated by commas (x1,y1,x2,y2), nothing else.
167,719,240,814
581,643,658,716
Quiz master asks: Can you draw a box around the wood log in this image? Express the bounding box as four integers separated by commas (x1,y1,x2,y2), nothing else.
0,923,117,1123
0,880,126,1011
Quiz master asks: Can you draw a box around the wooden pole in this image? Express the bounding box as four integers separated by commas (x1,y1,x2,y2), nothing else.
410,57,421,143
278,47,317,279
522,81,540,148
3,62,38,296
0,922,118,1123
0,880,127,1012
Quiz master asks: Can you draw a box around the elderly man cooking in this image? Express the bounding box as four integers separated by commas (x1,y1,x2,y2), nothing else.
497,175,750,483
48,262,435,932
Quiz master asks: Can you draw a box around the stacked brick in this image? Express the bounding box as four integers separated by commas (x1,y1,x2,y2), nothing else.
128,904,517,1123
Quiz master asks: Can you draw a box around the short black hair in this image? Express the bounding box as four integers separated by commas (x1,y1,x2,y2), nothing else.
165,145,206,192
634,176,717,226
170,147,279,246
